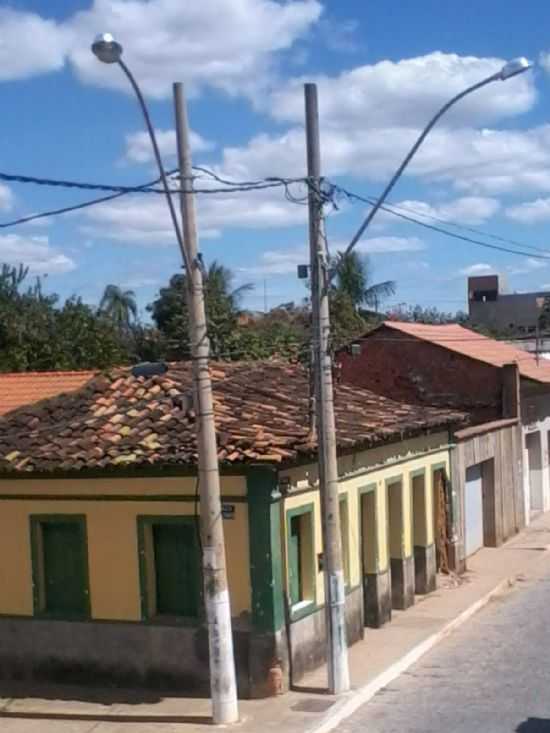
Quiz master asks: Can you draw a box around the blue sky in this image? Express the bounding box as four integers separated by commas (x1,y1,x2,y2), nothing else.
2,1,550,317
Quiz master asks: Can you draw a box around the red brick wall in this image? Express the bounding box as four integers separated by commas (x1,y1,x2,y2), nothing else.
337,326,502,422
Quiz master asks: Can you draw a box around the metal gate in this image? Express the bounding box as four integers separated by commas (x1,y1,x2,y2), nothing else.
465,464,483,556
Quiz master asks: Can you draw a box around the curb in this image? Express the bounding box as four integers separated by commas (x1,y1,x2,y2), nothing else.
305,577,512,733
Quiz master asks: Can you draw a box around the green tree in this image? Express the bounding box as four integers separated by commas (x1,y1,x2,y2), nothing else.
99,285,138,331
0,265,131,372
148,260,253,358
332,250,395,312
386,303,468,325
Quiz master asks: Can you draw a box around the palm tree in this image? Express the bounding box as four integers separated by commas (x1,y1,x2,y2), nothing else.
203,261,253,311
99,285,138,330
332,250,395,312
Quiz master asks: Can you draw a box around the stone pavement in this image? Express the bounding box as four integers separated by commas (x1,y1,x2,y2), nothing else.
2,513,550,733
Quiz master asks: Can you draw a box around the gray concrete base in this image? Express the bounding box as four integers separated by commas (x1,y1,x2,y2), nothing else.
448,538,466,575
390,555,415,610
0,616,287,699
364,569,392,628
288,585,363,684
414,544,437,595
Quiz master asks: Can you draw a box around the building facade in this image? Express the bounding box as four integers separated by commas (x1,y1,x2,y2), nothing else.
337,322,550,569
468,274,550,333
0,362,461,696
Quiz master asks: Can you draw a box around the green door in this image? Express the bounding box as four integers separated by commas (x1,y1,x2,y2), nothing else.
42,521,87,616
289,516,302,605
153,523,199,617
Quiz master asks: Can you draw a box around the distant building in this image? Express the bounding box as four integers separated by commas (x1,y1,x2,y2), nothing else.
468,274,550,333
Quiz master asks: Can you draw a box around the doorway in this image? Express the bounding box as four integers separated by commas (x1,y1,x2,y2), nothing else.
465,464,483,557
526,431,543,516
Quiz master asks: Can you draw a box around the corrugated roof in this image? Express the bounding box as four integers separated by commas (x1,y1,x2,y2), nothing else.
382,322,550,384
0,361,465,474
0,371,96,416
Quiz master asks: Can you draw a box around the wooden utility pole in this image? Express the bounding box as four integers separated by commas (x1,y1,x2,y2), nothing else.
173,82,239,725
304,82,350,694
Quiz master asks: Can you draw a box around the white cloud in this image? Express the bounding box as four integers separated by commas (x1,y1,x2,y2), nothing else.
79,182,308,245
268,52,535,128
238,248,306,276
68,0,322,99
212,120,550,198
124,128,213,164
460,263,496,276
506,197,550,223
506,257,547,276
387,196,500,226
0,234,76,274
355,236,426,253
0,9,70,81
317,17,360,54
0,1,321,98
0,184,14,212
539,51,550,74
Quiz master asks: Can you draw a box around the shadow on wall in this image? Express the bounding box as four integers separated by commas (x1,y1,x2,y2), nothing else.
516,719,550,732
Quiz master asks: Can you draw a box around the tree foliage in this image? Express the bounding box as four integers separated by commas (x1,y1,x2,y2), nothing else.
148,260,253,359
386,303,468,325
0,253,400,372
0,265,130,372
99,285,138,331
332,250,395,311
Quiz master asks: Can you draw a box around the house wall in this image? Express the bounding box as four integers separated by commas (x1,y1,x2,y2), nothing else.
0,475,266,697
0,434,451,695
469,292,547,332
449,421,524,572
0,476,250,619
338,327,502,422
521,386,550,518
278,432,450,681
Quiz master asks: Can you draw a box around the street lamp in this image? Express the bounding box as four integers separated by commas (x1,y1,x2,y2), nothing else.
343,57,532,256
91,34,239,726
91,33,188,268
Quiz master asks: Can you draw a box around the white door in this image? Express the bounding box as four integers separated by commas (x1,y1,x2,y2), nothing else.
465,465,483,556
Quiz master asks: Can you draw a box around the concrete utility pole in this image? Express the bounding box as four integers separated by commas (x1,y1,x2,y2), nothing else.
304,82,350,694
91,39,239,724
173,82,239,724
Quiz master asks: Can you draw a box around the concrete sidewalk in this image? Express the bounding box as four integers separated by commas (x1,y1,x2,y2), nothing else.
2,514,550,733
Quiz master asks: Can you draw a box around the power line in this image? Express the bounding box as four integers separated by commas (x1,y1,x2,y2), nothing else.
332,185,550,262
0,164,548,267
0,168,310,228
371,197,550,256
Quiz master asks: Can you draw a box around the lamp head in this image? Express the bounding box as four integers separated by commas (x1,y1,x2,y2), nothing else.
499,57,531,80
91,33,123,64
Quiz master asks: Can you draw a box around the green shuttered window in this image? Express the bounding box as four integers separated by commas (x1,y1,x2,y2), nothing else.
30,515,90,618
138,516,200,621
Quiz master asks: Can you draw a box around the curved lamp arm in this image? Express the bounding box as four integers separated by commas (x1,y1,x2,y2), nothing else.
342,60,531,259
117,59,190,271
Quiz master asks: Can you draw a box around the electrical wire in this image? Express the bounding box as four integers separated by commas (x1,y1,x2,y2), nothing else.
1,164,549,267
0,168,311,228
369,197,550,256
332,185,550,262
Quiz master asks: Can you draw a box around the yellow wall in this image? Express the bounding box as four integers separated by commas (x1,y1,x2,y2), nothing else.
280,432,450,602
0,476,250,620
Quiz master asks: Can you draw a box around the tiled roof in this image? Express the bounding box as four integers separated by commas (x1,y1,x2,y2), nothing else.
382,322,550,384
0,361,465,474
0,371,96,416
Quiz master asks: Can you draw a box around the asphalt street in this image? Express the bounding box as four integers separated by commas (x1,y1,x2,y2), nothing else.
340,563,550,733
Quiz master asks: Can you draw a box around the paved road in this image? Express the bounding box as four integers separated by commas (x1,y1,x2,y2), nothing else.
340,564,550,733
